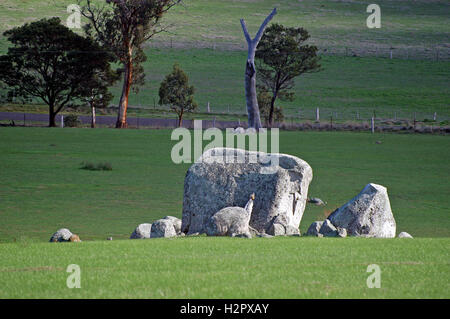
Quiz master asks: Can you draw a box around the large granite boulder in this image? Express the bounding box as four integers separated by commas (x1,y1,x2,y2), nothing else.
181,147,312,235
151,219,177,238
49,228,81,242
328,183,396,238
130,223,152,239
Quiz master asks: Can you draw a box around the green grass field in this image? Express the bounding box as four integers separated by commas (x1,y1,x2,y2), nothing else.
1,237,448,298
0,0,449,299
1,0,449,51
0,126,449,298
1,127,449,242
2,51,449,121
0,1,449,121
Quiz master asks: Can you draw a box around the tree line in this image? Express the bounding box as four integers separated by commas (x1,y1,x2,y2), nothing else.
0,1,320,129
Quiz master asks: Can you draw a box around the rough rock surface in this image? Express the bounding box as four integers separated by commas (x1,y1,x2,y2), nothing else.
130,223,152,239
267,214,300,236
151,219,177,238
205,207,252,238
162,216,182,235
337,227,348,238
306,221,323,236
181,147,313,235
49,229,80,242
328,183,396,238
319,219,338,237
398,231,413,239
268,223,286,236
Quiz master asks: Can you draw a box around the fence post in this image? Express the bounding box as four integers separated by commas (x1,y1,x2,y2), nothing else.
207,102,210,113
316,107,320,122
394,112,397,121
390,48,393,59
61,115,64,128
213,116,216,128
356,111,359,120
371,117,375,133
433,112,437,121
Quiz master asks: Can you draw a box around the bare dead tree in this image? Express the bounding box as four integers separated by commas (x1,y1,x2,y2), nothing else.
240,8,277,130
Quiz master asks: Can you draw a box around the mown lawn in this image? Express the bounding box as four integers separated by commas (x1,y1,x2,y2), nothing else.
0,237,448,298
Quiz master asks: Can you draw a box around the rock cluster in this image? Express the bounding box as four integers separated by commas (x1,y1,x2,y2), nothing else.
130,216,183,239
306,183,396,238
181,147,312,236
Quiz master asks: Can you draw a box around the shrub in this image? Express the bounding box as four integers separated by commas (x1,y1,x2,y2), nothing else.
80,161,112,171
64,114,81,127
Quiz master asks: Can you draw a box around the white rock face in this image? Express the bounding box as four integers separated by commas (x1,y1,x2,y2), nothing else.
181,147,313,235
151,219,178,238
49,228,73,242
398,231,413,239
328,183,396,238
130,223,152,239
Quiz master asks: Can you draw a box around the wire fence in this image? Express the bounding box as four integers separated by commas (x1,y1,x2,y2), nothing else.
150,39,450,61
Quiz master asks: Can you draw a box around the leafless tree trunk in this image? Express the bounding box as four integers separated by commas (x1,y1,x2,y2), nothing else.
240,8,277,130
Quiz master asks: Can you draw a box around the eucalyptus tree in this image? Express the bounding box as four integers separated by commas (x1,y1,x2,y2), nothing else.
78,0,181,128
256,24,321,126
0,18,115,127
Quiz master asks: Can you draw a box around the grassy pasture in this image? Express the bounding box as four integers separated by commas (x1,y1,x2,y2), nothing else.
2,51,449,121
0,1,448,120
0,127,449,243
0,0,448,51
0,237,448,298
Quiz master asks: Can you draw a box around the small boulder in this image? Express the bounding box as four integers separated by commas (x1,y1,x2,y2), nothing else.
50,228,81,243
328,183,396,238
306,221,323,236
151,219,177,238
162,216,182,235
130,223,152,239
205,207,252,238
319,219,338,237
398,231,413,239
268,223,286,236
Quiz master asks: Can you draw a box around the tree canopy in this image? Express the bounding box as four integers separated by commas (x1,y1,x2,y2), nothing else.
79,0,181,128
0,17,116,127
256,23,321,126
159,63,197,127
